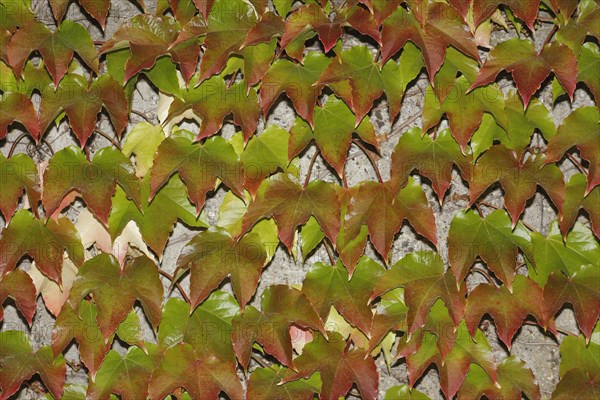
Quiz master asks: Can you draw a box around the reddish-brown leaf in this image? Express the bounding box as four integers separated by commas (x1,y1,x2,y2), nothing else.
0,269,36,325
0,92,39,140
0,153,40,223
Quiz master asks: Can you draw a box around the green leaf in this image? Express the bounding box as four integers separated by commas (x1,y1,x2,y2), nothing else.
302,257,384,335
69,253,164,338
167,76,260,140
546,106,600,193
261,52,331,126
372,251,466,335
282,331,378,400
148,342,243,400
232,285,325,369
369,288,408,352
43,146,141,224
543,264,600,339
52,300,111,376
289,95,378,175
300,216,326,258
116,310,144,347
88,345,160,400
0,331,66,400
40,74,129,145
459,356,541,400
0,209,83,284
391,128,471,201
247,365,321,400
100,15,199,82
110,173,206,256
122,122,166,177
423,76,506,150
150,131,244,214
8,20,98,85
448,209,533,288
240,173,341,252
241,125,289,196
560,173,600,239
432,46,479,102
529,220,600,286
384,385,431,400
578,42,599,104
0,152,40,222
175,229,267,310
319,45,420,123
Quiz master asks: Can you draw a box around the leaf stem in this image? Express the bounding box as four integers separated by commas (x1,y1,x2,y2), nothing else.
566,153,588,175
471,266,498,287
158,269,191,304
353,140,383,183
8,133,29,157
324,240,336,265
94,129,122,150
131,109,154,123
304,149,320,188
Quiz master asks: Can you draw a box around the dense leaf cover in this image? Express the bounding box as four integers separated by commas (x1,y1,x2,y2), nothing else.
0,0,598,399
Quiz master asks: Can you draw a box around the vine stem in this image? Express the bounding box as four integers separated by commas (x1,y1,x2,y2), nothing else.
522,320,578,337
353,139,383,183
471,266,498,287
8,133,29,157
542,24,558,48
158,269,191,304
131,109,154,123
304,149,320,188
566,153,588,175
324,240,336,265
94,129,122,150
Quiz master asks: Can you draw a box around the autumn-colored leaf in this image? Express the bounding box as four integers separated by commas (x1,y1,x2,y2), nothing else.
43,146,140,224
471,0,540,31
381,3,480,80
0,269,36,325
166,75,260,140
68,253,163,339
175,229,267,310
0,152,40,222
40,74,129,145
465,275,546,348
404,322,498,399
423,76,507,150
289,95,378,175
0,92,39,139
240,173,341,251
369,288,408,352
0,331,66,400
391,128,471,201
341,179,437,264
546,106,600,193
247,365,321,400
232,285,325,369
448,209,533,288
148,342,243,400
52,300,111,376
0,210,83,285
552,368,600,399
100,15,199,82
49,0,116,29
150,130,243,215
260,52,331,126
319,45,421,124
8,20,98,85
470,39,577,107
459,356,541,400
282,331,379,400
554,326,600,398
302,257,384,335
543,265,600,339
280,4,380,58
470,144,566,225
560,173,599,239
556,0,599,55
88,345,159,400
371,251,465,335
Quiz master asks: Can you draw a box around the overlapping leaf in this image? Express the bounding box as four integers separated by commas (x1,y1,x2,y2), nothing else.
0,152,40,222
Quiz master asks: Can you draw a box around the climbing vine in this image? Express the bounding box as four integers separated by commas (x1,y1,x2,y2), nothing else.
0,0,598,399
